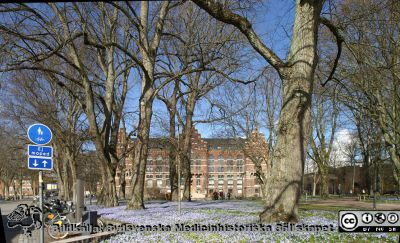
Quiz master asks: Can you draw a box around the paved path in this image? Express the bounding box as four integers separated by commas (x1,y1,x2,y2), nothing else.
302,198,400,210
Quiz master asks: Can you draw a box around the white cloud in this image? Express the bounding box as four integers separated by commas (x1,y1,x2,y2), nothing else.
331,129,355,167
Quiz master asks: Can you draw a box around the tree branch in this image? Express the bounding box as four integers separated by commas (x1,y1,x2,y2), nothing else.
191,0,284,70
319,17,344,87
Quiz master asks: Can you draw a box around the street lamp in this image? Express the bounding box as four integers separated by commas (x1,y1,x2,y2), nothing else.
373,157,377,209
176,125,181,215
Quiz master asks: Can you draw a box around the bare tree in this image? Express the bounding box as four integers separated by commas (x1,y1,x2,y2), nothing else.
1,69,88,200
336,0,400,192
192,0,342,221
156,1,242,201
243,128,269,198
0,3,131,206
156,80,180,200
109,1,173,209
308,84,339,198
0,128,23,199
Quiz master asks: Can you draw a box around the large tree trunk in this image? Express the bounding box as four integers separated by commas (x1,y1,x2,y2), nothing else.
312,172,317,197
260,0,322,222
58,174,66,200
393,169,400,193
55,159,66,200
30,175,38,196
118,161,126,200
66,150,77,202
128,89,154,209
181,92,197,201
319,166,329,198
62,165,70,200
168,110,179,201
96,152,119,206
4,182,10,198
127,1,169,208
12,181,17,199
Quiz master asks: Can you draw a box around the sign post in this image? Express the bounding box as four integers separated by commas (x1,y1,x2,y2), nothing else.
38,171,44,243
27,123,53,243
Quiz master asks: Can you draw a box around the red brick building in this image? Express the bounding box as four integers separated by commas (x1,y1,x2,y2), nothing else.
303,163,398,195
116,128,262,199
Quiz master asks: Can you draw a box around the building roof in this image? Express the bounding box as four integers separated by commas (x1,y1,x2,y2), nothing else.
148,138,171,149
204,138,246,150
131,137,246,150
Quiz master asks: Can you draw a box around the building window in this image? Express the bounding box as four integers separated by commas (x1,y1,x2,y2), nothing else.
156,156,163,173
191,157,202,173
208,155,214,172
191,159,195,169
208,175,214,188
156,174,163,188
146,175,153,188
227,175,233,188
218,155,224,172
227,156,234,172
126,169,132,177
236,156,243,173
146,158,153,172
218,175,224,187
237,175,243,189
196,159,201,173
196,175,201,187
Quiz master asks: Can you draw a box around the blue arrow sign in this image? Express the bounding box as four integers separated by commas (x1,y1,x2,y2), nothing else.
27,124,52,145
28,145,53,158
28,157,53,170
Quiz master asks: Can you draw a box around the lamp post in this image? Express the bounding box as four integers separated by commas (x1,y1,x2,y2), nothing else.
373,158,377,209
352,158,355,195
176,125,181,215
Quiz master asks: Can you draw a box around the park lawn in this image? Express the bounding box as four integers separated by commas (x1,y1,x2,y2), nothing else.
90,200,398,243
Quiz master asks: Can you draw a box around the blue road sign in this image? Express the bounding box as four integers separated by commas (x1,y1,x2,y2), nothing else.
27,124,52,145
28,145,52,158
28,157,53,170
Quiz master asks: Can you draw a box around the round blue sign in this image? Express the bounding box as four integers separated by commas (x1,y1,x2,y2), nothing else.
27,123,53,145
